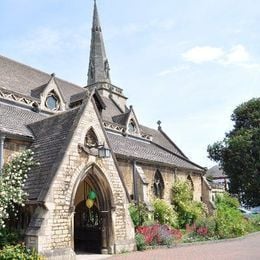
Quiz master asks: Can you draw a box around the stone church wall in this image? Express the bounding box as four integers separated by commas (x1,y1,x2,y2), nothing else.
3,138,30,164
117,158,203,204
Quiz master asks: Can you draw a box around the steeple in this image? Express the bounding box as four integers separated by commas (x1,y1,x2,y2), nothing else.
87,0,111,85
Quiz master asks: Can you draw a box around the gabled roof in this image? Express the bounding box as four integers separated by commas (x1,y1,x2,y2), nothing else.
101,96,123,122
107,132,203,171
206,165,227,179
0,102,46,138
25,106,83,201
0,55,83,104
99,93,189,160
112,111,130,125
140,125,188,159
0,52,204,172
30,84,48,99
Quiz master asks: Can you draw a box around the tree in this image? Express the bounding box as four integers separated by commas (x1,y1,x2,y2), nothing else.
0,150,37,228
208,98,260,206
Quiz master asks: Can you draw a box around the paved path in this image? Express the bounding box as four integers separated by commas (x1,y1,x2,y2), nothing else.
109,232,260,260
76,254,110,260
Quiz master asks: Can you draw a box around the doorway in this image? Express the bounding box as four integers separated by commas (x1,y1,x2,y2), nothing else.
73,166,113,254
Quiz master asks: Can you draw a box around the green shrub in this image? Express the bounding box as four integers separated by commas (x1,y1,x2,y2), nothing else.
153,199,178,227
0,228,21,249
0,244,43,259
216,193,239,208
129,203,150,227
172,180,206,227
135,233,146,251
249,214,260,231
195,216,216,237
215,193,249,238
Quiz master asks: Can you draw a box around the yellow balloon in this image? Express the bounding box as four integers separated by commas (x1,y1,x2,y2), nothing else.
86,199,94,208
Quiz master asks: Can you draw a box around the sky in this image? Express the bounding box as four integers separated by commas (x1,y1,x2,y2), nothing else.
0,0,260,168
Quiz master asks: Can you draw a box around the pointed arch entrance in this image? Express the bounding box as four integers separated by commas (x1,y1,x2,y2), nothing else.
73,165,114,254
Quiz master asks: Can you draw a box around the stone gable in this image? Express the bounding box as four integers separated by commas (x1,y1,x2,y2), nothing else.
26,97,135,259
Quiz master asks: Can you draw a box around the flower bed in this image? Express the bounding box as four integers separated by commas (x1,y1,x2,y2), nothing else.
135,224,182,250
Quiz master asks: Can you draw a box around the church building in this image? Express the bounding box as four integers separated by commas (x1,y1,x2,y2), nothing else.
0,2,211,259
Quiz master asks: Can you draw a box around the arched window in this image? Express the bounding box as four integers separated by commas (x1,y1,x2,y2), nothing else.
153,170,164,199
85,128,98,148
45,91,60,111
128,120,136,133
187,175,194,199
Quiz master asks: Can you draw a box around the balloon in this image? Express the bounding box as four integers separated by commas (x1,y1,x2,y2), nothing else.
88,191,97,200
86,199,94,208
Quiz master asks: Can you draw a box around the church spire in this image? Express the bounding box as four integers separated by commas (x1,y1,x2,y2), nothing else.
87,0,111,85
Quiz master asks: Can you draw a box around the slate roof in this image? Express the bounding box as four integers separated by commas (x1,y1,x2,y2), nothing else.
30,83,48,99
107,132,203,171
0,102,46,137
140,125,188,158
101,96,123,122
25,107,81,200
206,165,227,179
98,94,189,159
112,111,130,125
70,90,86,104
0,53,205,187
0,55,83,104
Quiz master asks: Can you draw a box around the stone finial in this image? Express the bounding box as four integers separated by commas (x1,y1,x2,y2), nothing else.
157,120,162,130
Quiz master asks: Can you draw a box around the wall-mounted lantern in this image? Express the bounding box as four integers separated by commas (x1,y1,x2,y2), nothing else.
98,144,111,158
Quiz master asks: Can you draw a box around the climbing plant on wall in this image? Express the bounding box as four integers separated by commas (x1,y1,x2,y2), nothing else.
0,149,38,228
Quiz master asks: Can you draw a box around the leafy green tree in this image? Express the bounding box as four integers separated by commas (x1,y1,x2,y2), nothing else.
208,98,260,206
0,150,37,228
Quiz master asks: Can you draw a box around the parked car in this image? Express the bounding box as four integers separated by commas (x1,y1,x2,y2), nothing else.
238,207,253,219
251,206,260,214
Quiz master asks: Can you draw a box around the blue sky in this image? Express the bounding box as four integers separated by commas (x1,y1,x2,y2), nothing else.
1,0,260,168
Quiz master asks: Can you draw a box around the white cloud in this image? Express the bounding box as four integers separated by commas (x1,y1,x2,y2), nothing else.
182,44,260,71
182,46,224,64
225,44,250,64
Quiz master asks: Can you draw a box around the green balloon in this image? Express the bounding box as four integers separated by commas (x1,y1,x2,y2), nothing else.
88,191,97,200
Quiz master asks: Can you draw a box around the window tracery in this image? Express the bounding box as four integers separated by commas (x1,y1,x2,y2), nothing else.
153,170,164,198
128,120,136,133
45,91,60,111
187,175,194,199
85,128,98,148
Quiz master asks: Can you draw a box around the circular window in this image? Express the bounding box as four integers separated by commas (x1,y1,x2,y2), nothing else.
45,94,59,111
128,121,136,133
